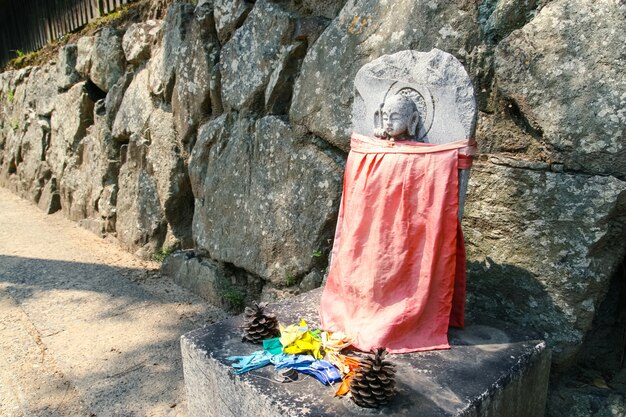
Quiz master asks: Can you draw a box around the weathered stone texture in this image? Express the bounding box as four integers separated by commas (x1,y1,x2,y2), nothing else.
89,27,126,92
112,68,155,141
213,0,253,44
171,2,221,143
116,137,167,258
75,36,95,77
220,0,297,112
464,159,626,364
162,251,263,310
146,107,193,248
58,115,120,225
122,20,163,65
283,0,347,19
48,82,94,178
56,45,80,91
494,0,626,177
0,115,48,203
189,114,343,284
151,2,195,101
23,64,57,117
290,0,481,150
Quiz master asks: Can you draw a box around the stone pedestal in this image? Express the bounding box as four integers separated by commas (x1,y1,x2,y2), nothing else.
181,289,550,417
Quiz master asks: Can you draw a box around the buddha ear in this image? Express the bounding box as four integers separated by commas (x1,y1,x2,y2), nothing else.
409,111,419,135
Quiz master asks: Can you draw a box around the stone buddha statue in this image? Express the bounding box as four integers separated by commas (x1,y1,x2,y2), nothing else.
373,94,420,142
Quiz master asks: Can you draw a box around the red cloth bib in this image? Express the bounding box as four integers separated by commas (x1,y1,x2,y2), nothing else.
319,133,474,353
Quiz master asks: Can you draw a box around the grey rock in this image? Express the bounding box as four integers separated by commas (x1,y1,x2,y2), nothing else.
146,41,166,97
48,82,95,178
494,0,626,177
75,36,95,77
37,177,61,214
290,0,481,151
298,269,323,292
116,136,167,259
353,49,476,143
0,113,48,203
213,0,253,44
57,44,80,91
220,0,296,112
264,41,307,115
122,20,163,65
14,120,48,202
479,0,540,43
104,70,134,130
259,284,299,304
152,2,195,102
463,161,626,364
146,107,193,249
171,3,221,143
189,114,343,284
89,27,126,92
292,17,330,46
112,68,155,141
23,64,57,117
162,251,263,311
58,118,120,224
281,0,347,19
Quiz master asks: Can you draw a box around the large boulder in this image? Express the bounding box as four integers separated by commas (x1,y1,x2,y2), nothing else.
220,0,297,112
48,82,95,178
116,136,167,258
122,20,163,65
171,2,221,144
75,36,95,77
23,63,57,117
111,68,156,141
280,0,347,19
290,0,481,151
0,114,48,203
56,44,80,91
14,120,48,202
494,0,626,177
58,110,120,225
213,0,253,44
464,159,626,365
149,2,195,102
89,27,126,92
116,106,193,255
146,107,193,248
189,114,343,285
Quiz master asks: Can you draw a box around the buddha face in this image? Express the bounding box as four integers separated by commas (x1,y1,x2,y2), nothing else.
380,95,419,139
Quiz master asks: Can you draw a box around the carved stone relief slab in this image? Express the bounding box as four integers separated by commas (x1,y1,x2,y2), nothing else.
353,49,476,144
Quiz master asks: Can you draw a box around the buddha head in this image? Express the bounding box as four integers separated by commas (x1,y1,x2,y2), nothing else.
376,94,420,141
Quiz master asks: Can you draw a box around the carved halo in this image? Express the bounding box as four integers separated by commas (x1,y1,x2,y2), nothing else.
374,82,435,142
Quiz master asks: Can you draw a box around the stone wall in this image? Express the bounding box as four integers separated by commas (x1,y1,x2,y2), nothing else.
0,0,624,366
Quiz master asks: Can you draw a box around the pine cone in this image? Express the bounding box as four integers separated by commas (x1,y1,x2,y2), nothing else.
349,348,397,408
241,302,280,343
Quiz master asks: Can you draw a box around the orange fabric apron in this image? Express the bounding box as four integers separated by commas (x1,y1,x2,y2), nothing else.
319,133,474,353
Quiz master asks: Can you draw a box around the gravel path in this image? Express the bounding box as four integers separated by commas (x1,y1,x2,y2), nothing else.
0,187,228,416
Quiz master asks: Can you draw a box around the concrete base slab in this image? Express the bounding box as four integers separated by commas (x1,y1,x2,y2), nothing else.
181,289,551,417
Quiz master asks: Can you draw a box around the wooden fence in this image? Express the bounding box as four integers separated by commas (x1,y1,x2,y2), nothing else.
0,0,134,68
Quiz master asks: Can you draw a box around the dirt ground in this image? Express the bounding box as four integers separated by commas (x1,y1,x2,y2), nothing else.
0,187,228,416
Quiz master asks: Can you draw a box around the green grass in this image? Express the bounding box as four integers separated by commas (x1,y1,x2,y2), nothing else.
152,246,173,263
6,90,14,103
311,250,322,258
285,273,297,287
222,288,245,310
